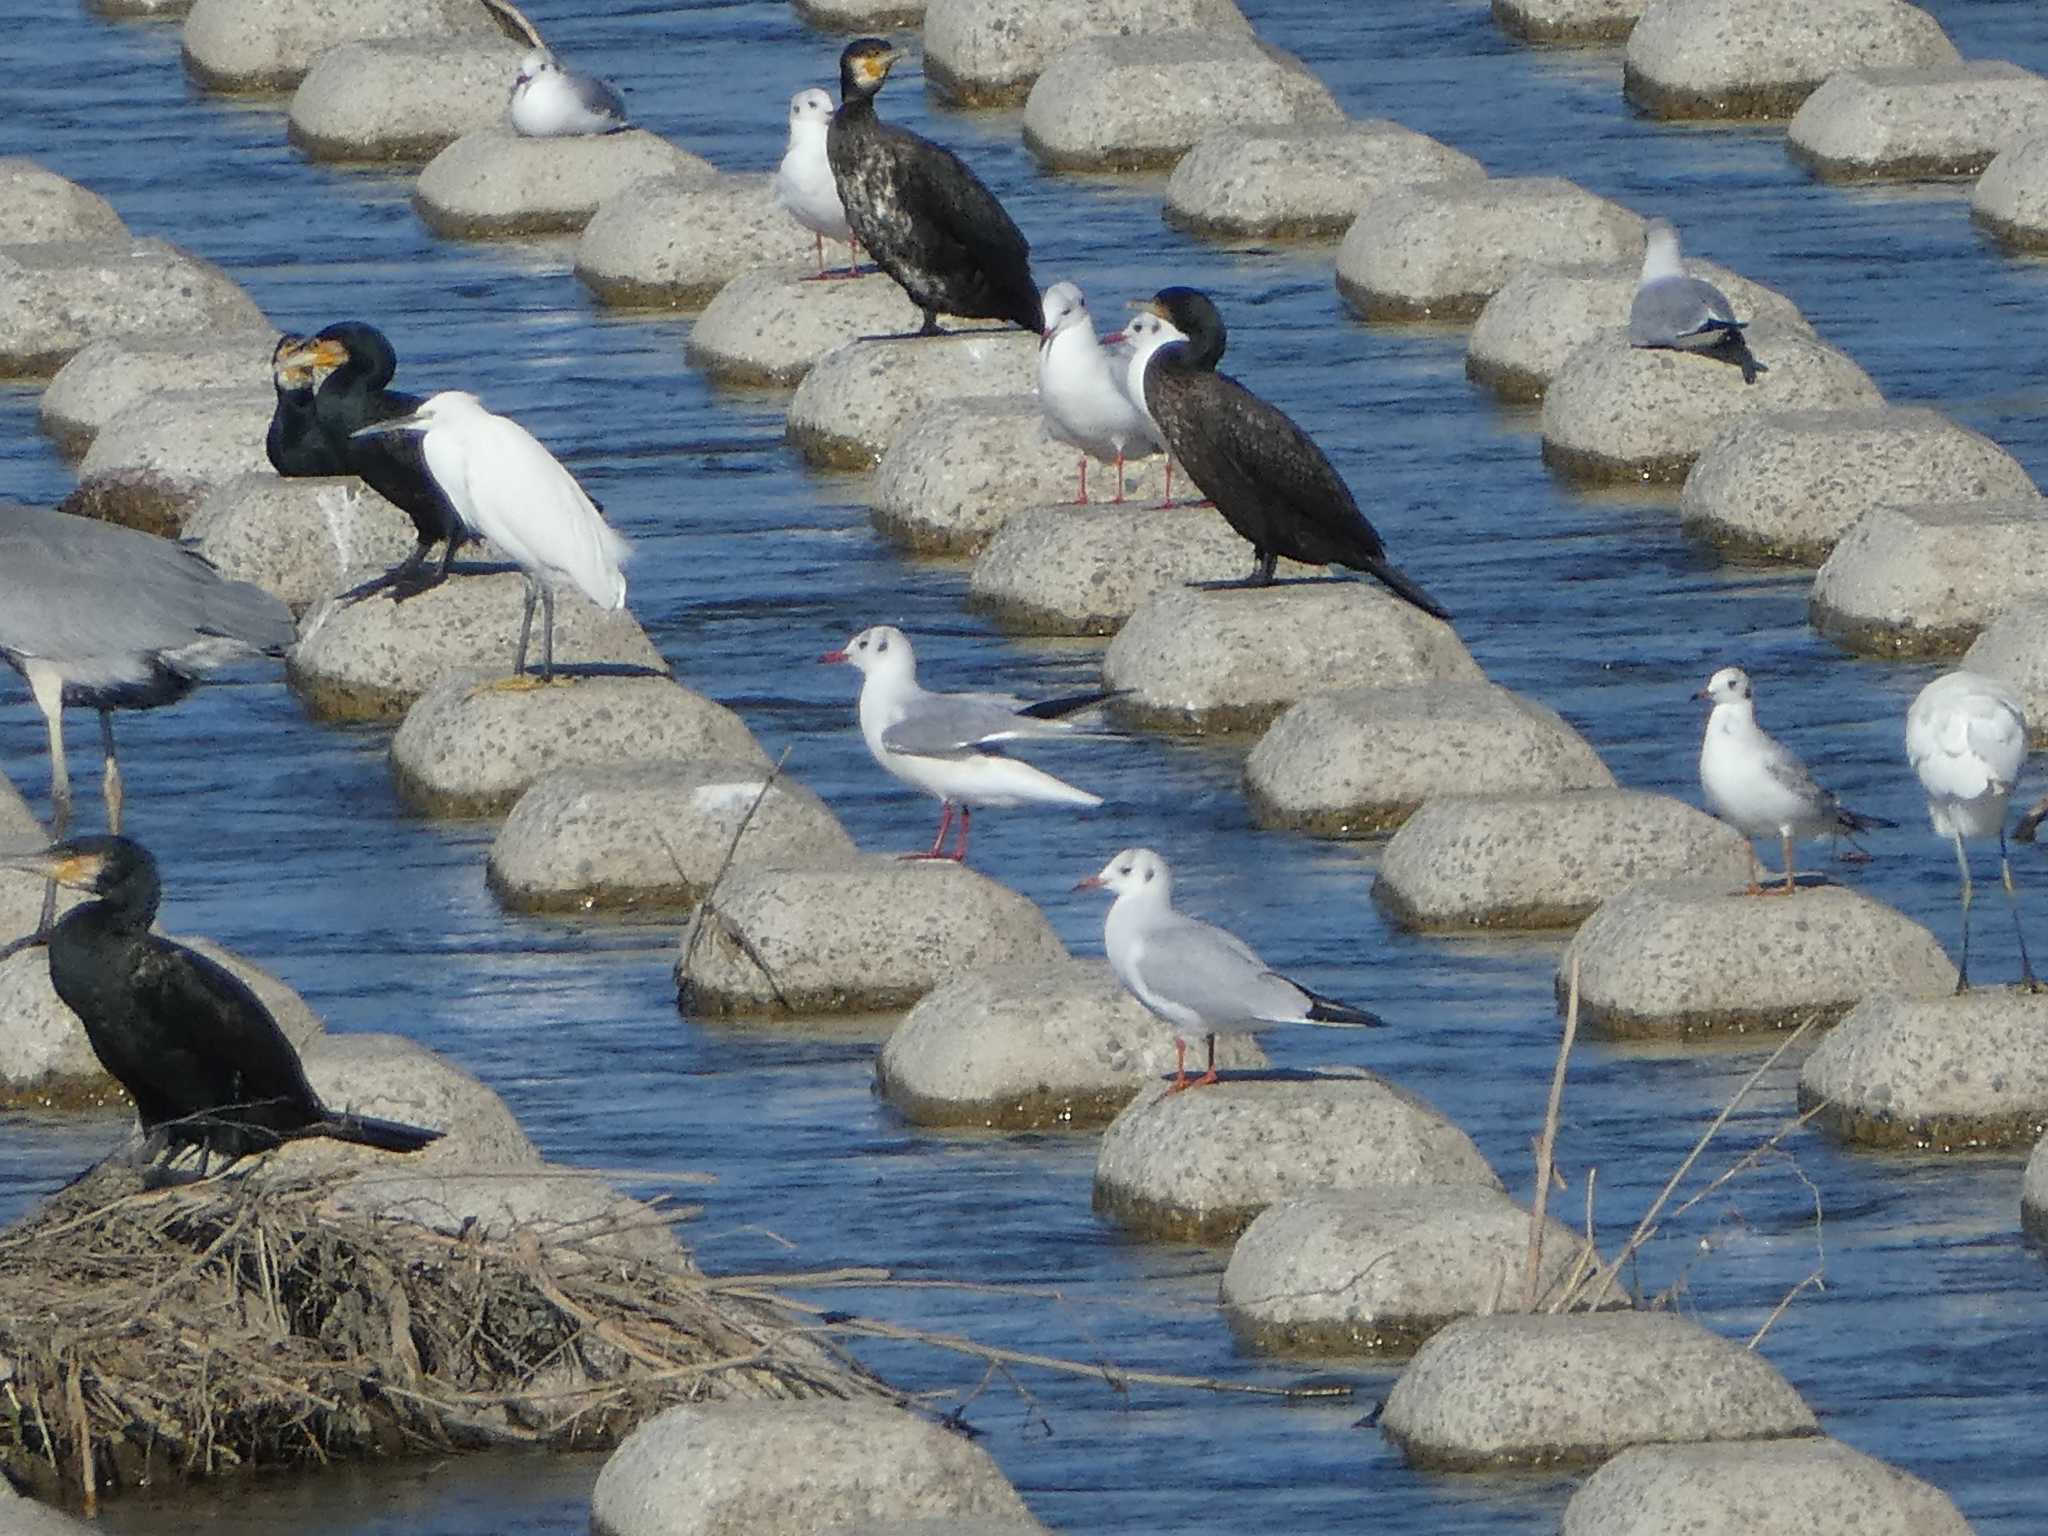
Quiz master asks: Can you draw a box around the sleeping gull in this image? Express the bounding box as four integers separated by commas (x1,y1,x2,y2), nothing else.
1906,670,2035,991
820,625,1112,863
1075,847,1386,1091
1630,217,1765,384
775,87,859,279
508,47,629,137
1697,665,1892,894
1038,281,1160,504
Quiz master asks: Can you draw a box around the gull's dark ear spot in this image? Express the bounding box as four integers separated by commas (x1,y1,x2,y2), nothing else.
1141,867,1154,882
877,636,890,652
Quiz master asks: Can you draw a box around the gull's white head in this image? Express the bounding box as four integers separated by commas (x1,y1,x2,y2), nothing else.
788,87,834,133
1120,308,1186,356
1642,216,1682,281
1698,665,1753,707
1040,281,1088,339
819,623,915,680
1075,846,1173,900
514,48,557,89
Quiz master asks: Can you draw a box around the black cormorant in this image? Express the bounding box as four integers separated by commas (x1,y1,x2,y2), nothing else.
13,836,443,1162
826,39,1040,337
1135,288,1450,620
264,333,345,478
284,322,470,597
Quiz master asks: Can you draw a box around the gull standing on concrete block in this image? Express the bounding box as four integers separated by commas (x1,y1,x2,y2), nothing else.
1038,282,1160,504
1075,847,1386,1092
775,88,858,279
820,625,1111,863
1629,217,1765,384
1907,670,2035,991
353,392,629,687
1697,665,1892,894
508,47,629,137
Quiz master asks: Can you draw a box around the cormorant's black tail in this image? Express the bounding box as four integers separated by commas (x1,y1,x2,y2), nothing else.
1361,558,1452,623
318,1112,444,1153
1022,688,1128,723
1303,990,1389,1028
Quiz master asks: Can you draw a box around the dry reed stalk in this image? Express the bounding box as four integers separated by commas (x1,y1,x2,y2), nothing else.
1524,954,1580,1310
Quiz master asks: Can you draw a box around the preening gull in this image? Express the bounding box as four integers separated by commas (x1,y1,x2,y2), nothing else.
1629,217,1765,384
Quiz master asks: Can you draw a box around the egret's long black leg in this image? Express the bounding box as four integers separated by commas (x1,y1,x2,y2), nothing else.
2000,827,2037,991
1952,829,1975,993
99,710,123,836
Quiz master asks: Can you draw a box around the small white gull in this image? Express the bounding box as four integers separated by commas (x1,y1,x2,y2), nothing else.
1075,847,1385,1091
1697,665,1891,893
1037,281,1160,504
774,87,858,279
1906,669,2036,991
820,625,1111,862
1630,217,1764,384
1109,309,1190,507
508,47,629,138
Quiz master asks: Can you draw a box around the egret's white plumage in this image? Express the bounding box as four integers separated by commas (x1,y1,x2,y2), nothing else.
820,625,1107,863
1697,665,1890,893
508,47,628,138
1905,669,2035,989
1076,847,1384,1089
1037,282,1159,504
774,87,856,277
354,391,628,680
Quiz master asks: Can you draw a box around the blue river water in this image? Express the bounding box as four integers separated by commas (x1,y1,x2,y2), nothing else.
2,0,2046,1529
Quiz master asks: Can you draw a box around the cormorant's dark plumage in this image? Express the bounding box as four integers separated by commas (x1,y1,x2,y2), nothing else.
826,39,1039,337
1139,288,1449,620
291,322,469,595
265,333,346,478
31,836,442,1162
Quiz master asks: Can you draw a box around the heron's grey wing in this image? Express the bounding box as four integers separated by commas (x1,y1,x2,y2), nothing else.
1129,914,1307,1028
573,71,629,127
880,690,1050,754
1630,274,1739,346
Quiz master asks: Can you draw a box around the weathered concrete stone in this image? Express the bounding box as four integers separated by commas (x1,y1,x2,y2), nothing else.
1336,177,1642,322
1165,121,1485,241
822,1523,1048,1536
1560,878,1958,1040
576,173,816,312
2025,1130,2048,1245
1789,61,2048,181
1798,990,2048,1151
1022,31,1343,173
185,474,419,613
1973,132,2048,252
1810,497,2048,658
1245,683,1614,838
0,1484,97,1534
0,777,37,842
1375,790,1752,932
1222,1186,1589,1356
876,958,1267,1130
1468,260,1810,403
687,265,922,387
1540,328,1884,484
927,0,1252,108
1492,0,1645,44
871,394,1165,556
392,673,766,820
60,386,277,537
1382,1312,1817,1471
488,761,854,913
289,570,666,722
38,328,275,457
1561,1437,1976,1536
1962,599,2048,743
0,238,265,379
1623,0,1959,120
787,330,1041,469
969,503,1310,636
675,856,1067,1017
0,160,126,246
591,1401,1034,1536
1680,407,2036,564
793,0,925,28
1094,1075,1502,1244
288,38,527,164
182,0,503,92
1102,584,1482,734
416,127,713,239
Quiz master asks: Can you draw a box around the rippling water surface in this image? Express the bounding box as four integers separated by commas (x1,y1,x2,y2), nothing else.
3,0,2047,1530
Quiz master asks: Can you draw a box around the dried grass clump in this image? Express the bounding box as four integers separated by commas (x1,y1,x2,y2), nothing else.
0,1159,892,1507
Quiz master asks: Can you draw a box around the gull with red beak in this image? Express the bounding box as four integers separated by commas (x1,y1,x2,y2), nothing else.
820,625,1112,862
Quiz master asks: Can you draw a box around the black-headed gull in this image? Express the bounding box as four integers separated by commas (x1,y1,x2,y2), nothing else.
1075,847,1385,1091
775,87,858,279
1629,217,1764,384
820,625,1111,862
508,47,629,138
1697,665,1891,894
1037,281,1160,504
1906,669,2035,991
